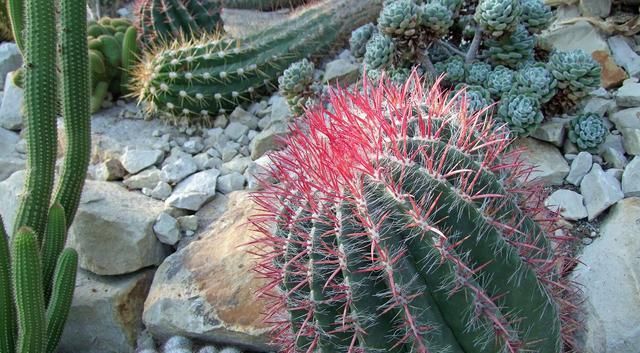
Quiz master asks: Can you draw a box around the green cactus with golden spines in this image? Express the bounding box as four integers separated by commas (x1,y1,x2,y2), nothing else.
1,0,90,351
133,0,383,126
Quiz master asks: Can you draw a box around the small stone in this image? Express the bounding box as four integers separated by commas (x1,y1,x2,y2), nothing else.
203,157,222,170
247,130,258,140
621,128,640,155
514,138,570,185
228,107,259,129
239,145,250,157
615,80,640,107
566,151,593,185
606,168,623,181
160,152,198,184
165,169,220,211
579,0,611,17
540,20,609,56
0,129,25,182
592,50,627,89
152,129,162,137
213,114,229,129
622,156,640,197
216,172,245,194
221,145,238,162
0,43,22,88
544,189,588,221
206,148,220,158
601,147,628,169
583,97,616,117
530,118,566,147
580,164,624,220
120,148,164,174
221,156,252,174
250,123,289,160
248,100,268,116
204,127,227,148
598,133,626,156
150,182,172,201
609,107,640,130
182,138,204,154
224,121,249,141
608,35,640,78
123,167,161,190
0,71,24,130
323,59,360,86
258,116,271,130
94,158,126,181
192,153,212,171
177,215,198,232
269,95,291,124
154,213,181,245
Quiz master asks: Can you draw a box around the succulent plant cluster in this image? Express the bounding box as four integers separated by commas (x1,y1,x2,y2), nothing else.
251,72,578,353
568,112,609,151
278,59,319,116
349,0,601,136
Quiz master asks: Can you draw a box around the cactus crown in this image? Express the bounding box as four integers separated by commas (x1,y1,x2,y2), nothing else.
251,72,578,353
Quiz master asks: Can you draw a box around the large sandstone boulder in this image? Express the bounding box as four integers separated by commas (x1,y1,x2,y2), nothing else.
57,269,155,353
68,180,168,275
573,197,640,353
143,191,275,351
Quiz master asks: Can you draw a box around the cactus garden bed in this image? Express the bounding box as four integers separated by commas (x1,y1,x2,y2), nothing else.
1,0,640,352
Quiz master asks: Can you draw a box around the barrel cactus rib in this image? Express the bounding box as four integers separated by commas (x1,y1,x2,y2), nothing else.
13,0,58,239
250,72,576,353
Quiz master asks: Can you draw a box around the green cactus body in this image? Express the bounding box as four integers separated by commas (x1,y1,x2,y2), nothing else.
0,0,13,41
12,227,47,353
568,113,609,151
44,248,78,353
133,0,383,125
6,0,23,50
222,0,308,10
12,0,58,239
41,204,67,302
0,217,16,353
135,0,222,46
252,72,576,353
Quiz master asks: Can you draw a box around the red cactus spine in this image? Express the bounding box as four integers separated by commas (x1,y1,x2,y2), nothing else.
250,71,579,353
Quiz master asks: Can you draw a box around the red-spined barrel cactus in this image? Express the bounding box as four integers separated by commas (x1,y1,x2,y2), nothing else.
250,71,579,353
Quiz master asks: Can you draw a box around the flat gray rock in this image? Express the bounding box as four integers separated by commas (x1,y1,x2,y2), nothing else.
544,189,588,220
622,156,640,197
580,164,624,220
566,151,593,186
165,169,220,211
608,35,640,77
0,71,23,130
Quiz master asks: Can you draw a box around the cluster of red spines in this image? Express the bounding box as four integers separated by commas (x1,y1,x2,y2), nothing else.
248,70,581,353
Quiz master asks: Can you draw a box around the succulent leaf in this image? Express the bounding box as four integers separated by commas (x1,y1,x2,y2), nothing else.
568,113,609,151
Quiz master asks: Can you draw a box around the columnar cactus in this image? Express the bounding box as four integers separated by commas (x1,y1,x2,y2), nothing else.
1,0,90,351
568,113,609,151
251,72,578,353
132,0,383,126
134,0,223,46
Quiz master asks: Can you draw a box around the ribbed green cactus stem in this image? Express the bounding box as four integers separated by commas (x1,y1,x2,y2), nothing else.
12,227,47,353
91,81,110,113
44,247,78,353
6,0,23,50
222,0,308,10
41,204,66,303
133,0,383,125
252,73,576,353
52,0,90,229
121,26,139,92
0,216,16,353
11,0,58,239
135,0,223,46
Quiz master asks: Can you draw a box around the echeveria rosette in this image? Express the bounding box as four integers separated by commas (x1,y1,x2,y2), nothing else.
513,63,557,104
465,61,492,86
474,0,522,37
520,0,553,33
428,43,451,63
483,24,535,69
434,55,465,86
378,0,421,38
364,32,395,71
454,83,493,114
279,59,316,115
420,1,454,38
568,113,609,151
350,23,377,59
497,93,544,136
547,49,601,104
485,65,515,99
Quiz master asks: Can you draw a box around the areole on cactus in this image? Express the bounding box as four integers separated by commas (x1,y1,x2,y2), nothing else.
250,71,579,353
